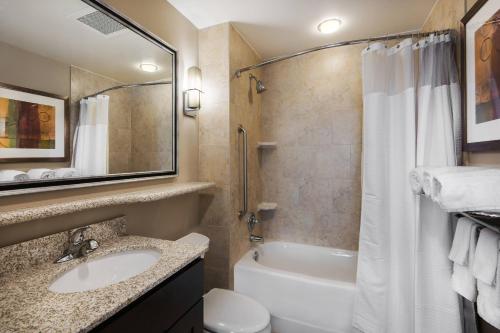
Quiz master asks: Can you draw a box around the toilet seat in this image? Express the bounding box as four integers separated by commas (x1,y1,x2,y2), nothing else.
204,288,271,333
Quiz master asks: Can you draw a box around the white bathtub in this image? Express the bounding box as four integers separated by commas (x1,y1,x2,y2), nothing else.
234,241,357,333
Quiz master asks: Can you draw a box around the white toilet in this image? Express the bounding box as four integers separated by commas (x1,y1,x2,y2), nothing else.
176,233,271,333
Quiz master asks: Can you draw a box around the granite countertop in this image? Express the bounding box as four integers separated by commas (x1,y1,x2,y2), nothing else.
0,182,215,227
0,235,207,333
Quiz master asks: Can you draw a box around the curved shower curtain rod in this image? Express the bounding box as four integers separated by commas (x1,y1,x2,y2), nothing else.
235,28,452,77
82,80,172,99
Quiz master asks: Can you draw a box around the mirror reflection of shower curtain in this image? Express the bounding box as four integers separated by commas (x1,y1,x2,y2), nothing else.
71,95,109,176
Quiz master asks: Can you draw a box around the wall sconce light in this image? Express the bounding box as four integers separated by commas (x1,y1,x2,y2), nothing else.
184,66,202,117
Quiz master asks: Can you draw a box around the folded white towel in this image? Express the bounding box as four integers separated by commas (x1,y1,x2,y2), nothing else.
497,244,500,307
0,170,29,182
451,222,480,301
54,168,80,178
452,263,478,302
477,281,500,329
449,217,474,265
473,228,499,285
27,168,55,180
409,167,425,195
433,168,500,211
477,249,500,329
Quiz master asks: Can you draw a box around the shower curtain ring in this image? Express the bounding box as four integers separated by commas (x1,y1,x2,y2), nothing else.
367,38,372,51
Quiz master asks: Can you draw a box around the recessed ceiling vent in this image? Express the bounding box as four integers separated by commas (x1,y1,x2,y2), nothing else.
77,11,125,35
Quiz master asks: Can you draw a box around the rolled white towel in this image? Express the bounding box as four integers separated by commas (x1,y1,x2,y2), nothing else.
450,222,480,302
27,168,55,180
433,168,500,212
472,228,499,285
54,168,80,178
422,166,486,200
422,169,435,197
409,167,425,195
0,170,29,182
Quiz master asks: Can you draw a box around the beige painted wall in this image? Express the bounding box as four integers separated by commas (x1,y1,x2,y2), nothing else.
259,44,363,250
0,41,71,171
0,41,70,97
0,0,200,248
422,0,500,166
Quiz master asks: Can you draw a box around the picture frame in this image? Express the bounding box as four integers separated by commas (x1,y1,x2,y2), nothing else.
0,82,69,162
462,0,500,151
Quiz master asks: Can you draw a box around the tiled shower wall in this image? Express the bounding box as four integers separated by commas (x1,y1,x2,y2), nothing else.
130,85,173,172
260,45,364,250
228,25,262,287
197,23,262,291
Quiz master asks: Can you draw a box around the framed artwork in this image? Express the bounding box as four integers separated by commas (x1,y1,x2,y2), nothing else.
0,83,69,162
462,0,500,151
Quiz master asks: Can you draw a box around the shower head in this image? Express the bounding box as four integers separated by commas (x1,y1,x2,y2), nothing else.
249,74,266,94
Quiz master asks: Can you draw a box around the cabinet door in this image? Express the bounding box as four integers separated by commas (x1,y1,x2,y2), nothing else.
94,259,203,333
167,300,204,333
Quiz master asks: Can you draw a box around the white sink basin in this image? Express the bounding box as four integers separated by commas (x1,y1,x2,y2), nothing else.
49,249,161,293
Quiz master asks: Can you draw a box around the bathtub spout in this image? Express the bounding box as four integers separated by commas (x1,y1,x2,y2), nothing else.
250,234,264,242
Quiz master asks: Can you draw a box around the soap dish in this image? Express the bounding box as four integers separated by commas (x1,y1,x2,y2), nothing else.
257,202,278,212
257,142,277,149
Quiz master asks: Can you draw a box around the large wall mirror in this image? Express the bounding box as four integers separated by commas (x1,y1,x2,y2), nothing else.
0,0,177,192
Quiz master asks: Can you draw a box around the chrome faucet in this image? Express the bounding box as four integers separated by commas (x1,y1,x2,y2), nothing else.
248,213,264,243
55,226,99,263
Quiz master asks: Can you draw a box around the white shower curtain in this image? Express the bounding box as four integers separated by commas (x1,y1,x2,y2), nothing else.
414,34,462,333
72,95,109,176
353,35,462,333
353,39,417,333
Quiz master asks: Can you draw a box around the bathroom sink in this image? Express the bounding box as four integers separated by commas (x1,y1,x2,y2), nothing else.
49,249,161,293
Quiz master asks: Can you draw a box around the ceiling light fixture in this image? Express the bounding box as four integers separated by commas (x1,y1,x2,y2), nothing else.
139,63,159,72
317,18,342,34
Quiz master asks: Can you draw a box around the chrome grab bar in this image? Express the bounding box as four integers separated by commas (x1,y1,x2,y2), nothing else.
238,125,248,217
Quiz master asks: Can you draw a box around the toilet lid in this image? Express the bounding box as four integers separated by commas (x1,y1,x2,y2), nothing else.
204,288,270,333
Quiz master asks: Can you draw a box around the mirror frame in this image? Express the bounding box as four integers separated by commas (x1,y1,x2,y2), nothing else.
0,0,178,194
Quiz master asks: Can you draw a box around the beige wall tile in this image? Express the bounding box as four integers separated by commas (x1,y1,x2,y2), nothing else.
228,24,263,289
260,44,364,250
198,24,233,290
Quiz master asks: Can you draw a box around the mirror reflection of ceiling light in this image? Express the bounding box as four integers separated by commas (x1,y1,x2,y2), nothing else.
317,18,342,34
139,63,159,72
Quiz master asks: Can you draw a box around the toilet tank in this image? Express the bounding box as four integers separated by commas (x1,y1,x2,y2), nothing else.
176,233,210,258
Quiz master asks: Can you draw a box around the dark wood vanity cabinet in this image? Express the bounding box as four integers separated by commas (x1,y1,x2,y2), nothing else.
93,259,204,333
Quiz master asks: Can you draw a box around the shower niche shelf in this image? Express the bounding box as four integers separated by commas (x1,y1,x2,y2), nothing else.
257,142,277,149
257,202,278,212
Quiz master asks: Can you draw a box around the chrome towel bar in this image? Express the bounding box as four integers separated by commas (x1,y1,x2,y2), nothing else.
458,211,500,233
